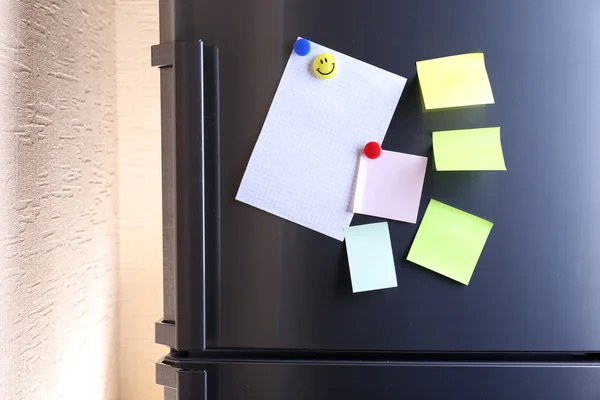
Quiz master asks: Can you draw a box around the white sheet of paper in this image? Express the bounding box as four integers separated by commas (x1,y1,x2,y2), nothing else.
353,150,428,223
236,38,407,240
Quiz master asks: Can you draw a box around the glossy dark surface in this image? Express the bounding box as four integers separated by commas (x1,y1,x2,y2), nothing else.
169,361,600,400
178,0,600,351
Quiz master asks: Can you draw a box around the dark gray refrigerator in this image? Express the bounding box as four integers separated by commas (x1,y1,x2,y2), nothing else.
152,0,600,398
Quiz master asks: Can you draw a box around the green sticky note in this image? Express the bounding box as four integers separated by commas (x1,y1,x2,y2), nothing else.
344,222,397,293
433,127,506,171
407,200,493,285
416,53,494,110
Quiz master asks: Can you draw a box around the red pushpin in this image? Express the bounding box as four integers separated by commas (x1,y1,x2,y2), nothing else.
364,141,381,159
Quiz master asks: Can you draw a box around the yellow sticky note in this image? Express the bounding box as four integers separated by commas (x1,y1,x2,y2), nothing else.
433,127,506,171
416,53,494,110
407,200,493,285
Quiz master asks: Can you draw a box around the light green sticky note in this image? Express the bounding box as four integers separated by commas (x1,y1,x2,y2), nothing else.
416,53,494,110
433,127,506,171
407,200,493,285
344,222,397,293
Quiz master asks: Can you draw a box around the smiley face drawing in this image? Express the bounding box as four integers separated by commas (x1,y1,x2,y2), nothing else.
312,53,338,79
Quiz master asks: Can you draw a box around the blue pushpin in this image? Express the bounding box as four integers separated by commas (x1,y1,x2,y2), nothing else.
294,38,311,56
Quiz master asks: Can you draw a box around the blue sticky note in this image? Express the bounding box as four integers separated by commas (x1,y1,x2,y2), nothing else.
344,222,398,293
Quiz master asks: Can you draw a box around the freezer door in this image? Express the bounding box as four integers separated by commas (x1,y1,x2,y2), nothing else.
155,0,600,351
156,359,600,400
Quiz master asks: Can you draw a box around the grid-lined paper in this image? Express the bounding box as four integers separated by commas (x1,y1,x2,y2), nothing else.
236,38,407,240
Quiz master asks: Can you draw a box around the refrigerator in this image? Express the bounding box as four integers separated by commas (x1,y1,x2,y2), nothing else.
151,0,600,398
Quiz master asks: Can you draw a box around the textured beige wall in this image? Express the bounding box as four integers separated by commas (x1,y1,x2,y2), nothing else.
115,0,163,399
1,0,163,398
0,0,118,399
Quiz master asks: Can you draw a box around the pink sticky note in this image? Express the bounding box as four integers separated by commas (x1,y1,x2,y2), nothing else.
353,150,428,223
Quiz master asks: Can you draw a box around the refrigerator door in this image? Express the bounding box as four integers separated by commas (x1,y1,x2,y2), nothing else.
155,0,600,351
156,359,600,400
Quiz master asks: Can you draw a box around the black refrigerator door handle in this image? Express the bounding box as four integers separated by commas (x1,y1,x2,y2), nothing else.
151,40,221,351
157,358,208,400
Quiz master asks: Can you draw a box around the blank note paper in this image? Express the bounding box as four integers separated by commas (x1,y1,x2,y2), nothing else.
236,38,407,240
433,127,506,171
353,150,427,223
416,53,494,110
407,200,493,285
344,222,397,293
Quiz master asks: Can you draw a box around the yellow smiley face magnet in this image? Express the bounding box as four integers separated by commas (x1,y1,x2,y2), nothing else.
312,53,337,79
